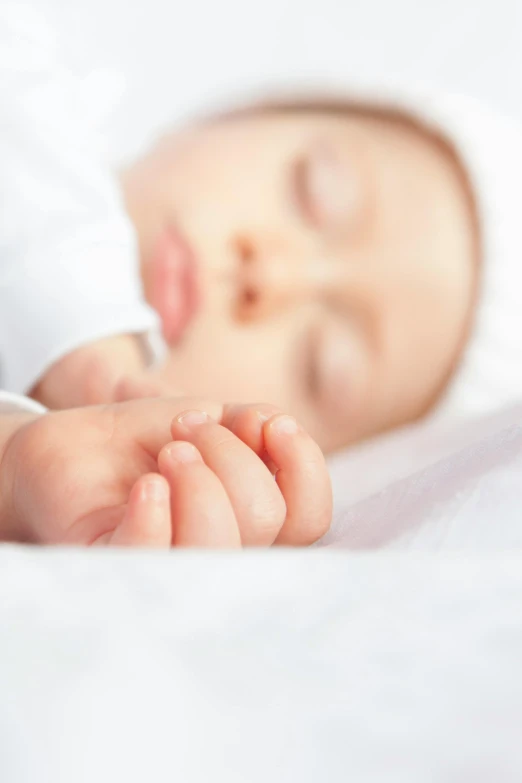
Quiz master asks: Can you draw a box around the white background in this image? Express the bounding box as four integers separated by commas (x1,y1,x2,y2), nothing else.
41,0,522,160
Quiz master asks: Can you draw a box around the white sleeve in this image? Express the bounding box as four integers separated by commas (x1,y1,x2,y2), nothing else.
0,390,46,415
0,4,161,394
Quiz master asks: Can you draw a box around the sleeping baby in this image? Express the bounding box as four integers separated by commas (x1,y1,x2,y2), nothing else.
2,5,522,546
35,88,522,454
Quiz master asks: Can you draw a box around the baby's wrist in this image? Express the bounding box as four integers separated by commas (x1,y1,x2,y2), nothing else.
0,412,40,541
31,334,148,409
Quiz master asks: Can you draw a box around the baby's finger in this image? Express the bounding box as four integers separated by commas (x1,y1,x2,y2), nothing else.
110,474,172,547
171,412,286,546
264,415,332,546
221,403,280,472
158,441,241,548
118,397,223,457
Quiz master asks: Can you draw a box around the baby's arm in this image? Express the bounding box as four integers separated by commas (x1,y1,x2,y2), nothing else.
30,334,148,409
0,397,331,547
0,5,160,407
0,409,38,542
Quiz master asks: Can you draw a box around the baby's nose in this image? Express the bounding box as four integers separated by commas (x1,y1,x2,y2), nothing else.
232,236,332,321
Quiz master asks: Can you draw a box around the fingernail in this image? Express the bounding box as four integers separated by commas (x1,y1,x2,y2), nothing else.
164,441,201,464
226,405,270,428
142,476,168,501
270,414,300,435
175,410,209,428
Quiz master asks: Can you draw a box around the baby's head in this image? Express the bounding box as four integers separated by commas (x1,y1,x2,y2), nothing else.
121,102,478,453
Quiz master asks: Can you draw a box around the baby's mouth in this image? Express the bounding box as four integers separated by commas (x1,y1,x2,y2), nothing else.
147,225,201,344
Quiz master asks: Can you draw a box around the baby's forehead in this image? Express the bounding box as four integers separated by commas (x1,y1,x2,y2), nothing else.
191,101,431,161
190,105,360,150
193,96,343,129
204,96,418,129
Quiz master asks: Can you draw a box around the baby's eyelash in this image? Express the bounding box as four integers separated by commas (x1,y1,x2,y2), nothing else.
306,354,320,399
304,328,322,400
292,155,316,228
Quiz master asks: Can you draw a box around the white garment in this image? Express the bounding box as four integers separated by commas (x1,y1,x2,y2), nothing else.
0,3,160,394
0,390,46,415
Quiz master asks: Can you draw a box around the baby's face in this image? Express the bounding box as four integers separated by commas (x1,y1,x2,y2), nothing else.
121,108,477,452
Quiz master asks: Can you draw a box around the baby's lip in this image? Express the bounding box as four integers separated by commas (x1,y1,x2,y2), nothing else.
148,225,201,344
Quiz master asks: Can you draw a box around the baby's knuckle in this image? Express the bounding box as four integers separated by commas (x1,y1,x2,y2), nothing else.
206,430,239,459
249,491,286,534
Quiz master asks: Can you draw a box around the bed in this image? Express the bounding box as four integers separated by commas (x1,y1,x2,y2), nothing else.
2,404,522,780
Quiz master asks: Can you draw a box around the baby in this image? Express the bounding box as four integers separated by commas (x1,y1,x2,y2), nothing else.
36,92,522,454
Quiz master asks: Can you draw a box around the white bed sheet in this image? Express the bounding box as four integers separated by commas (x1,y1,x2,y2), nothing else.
1,547,522,782
325,403,522,550
1,403,522,781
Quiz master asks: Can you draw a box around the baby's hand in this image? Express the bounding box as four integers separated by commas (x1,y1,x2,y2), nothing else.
0,398,331,547
165,403,332,546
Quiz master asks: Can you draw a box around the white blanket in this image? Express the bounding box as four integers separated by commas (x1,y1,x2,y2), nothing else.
2,403,522,781
324,403,522,550
1,548,522,782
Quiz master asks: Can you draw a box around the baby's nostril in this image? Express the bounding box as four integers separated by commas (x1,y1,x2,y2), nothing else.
236,236,255,265
235,285,260,322
243,286,258,306
232,236,262,319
